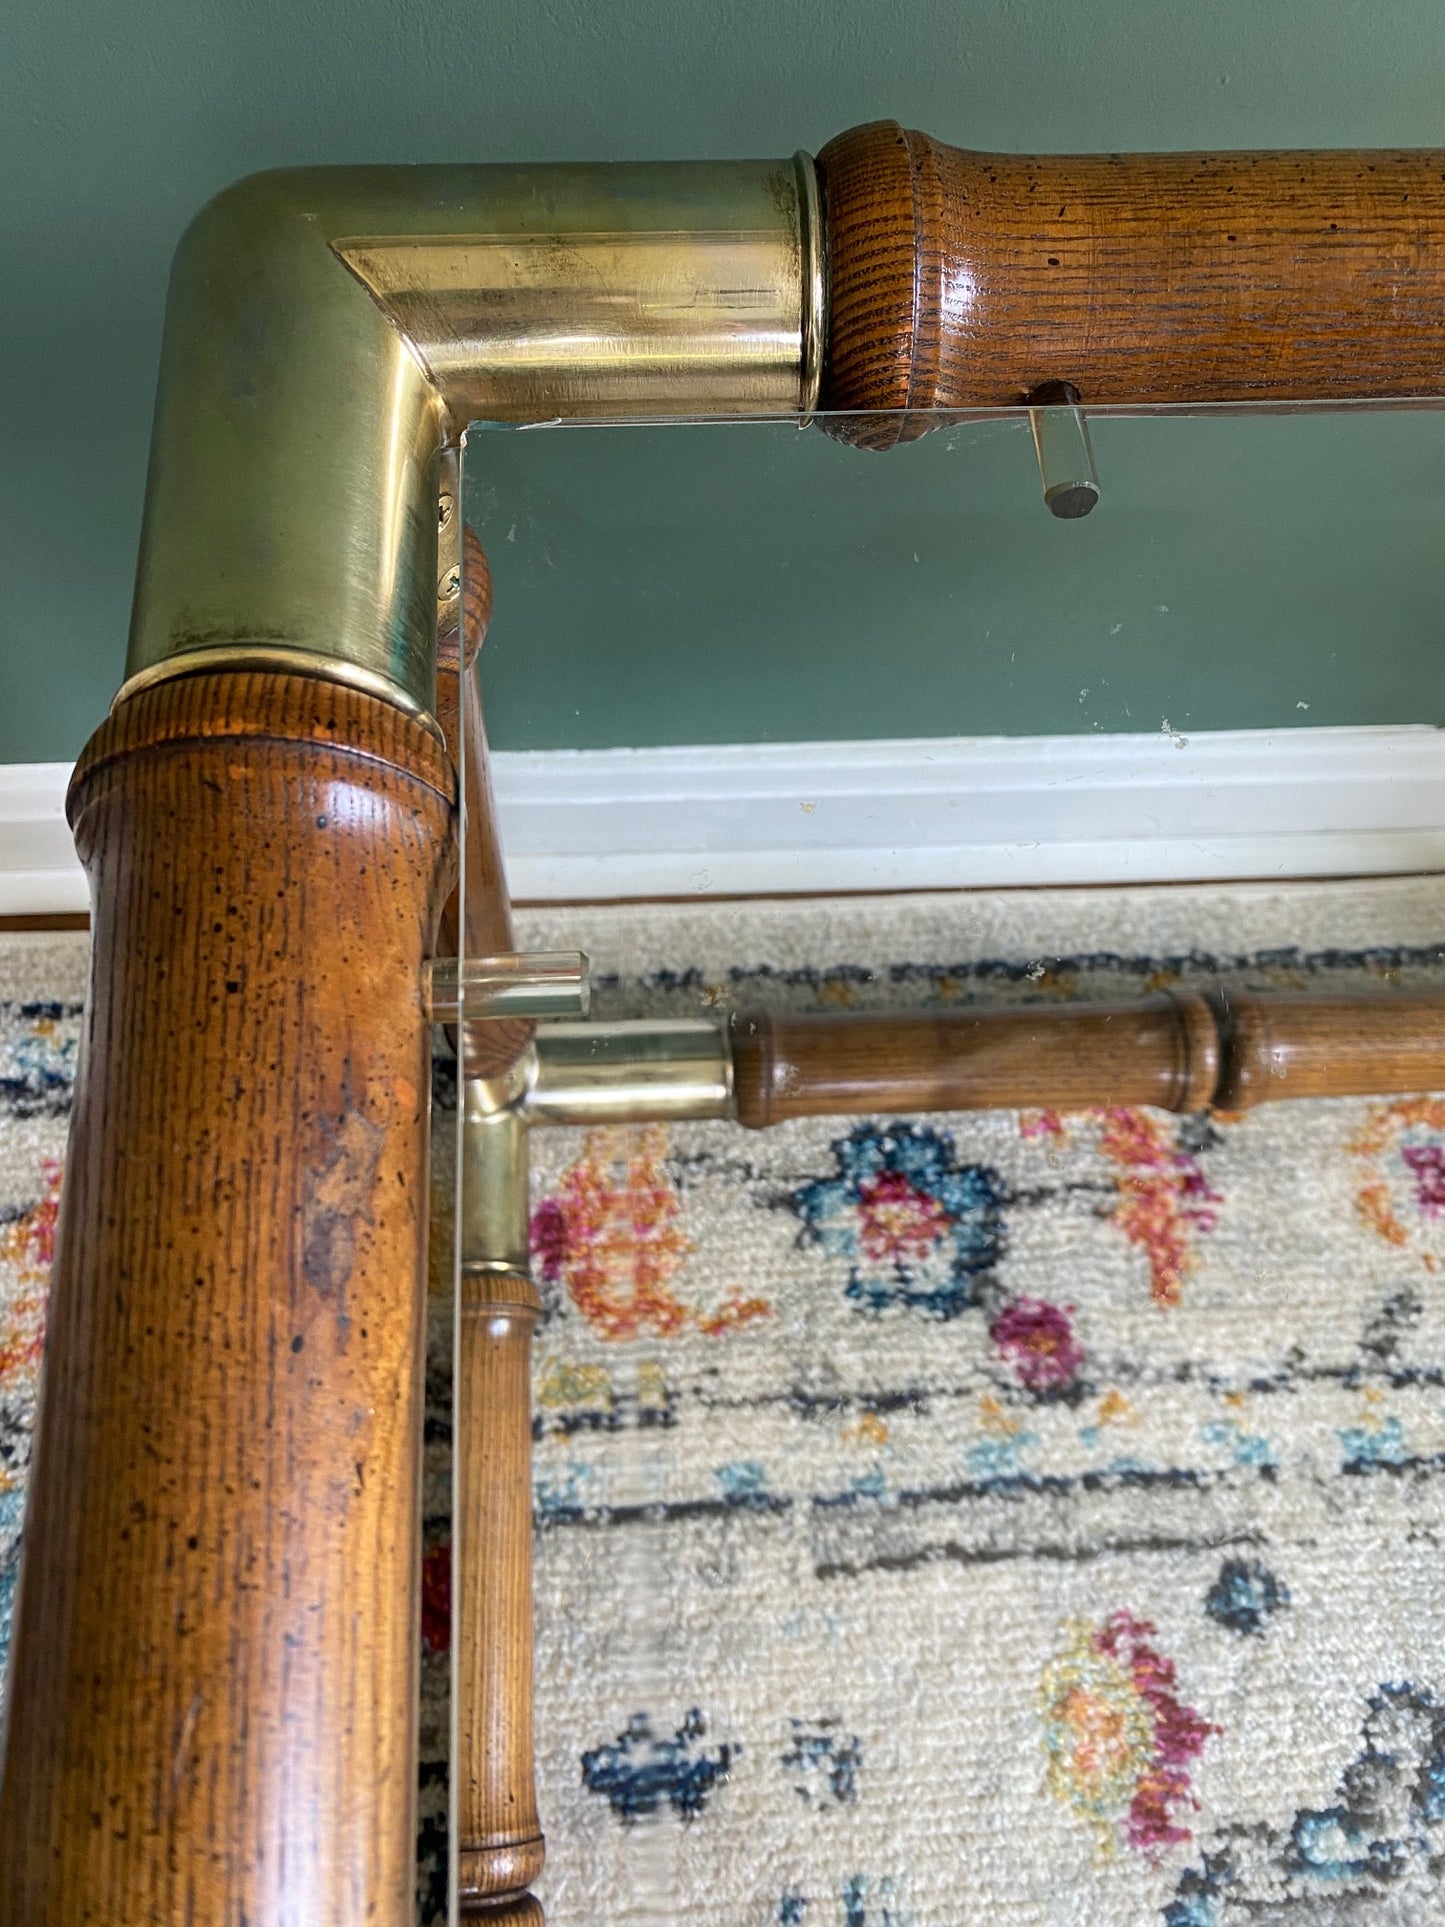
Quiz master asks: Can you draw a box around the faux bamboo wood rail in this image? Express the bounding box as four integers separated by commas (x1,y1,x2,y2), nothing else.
727,988,1445,1128
817,120,1445,446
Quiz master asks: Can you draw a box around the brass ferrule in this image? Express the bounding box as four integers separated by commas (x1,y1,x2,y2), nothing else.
525,1018,733,1125
122,155,823,723
461,1073,533,1273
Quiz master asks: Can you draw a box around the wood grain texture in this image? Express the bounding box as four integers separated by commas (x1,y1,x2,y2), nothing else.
1210,987,1445,1110
731,987,1445,1126
436,525,534,1080
817,120,1445,446
455,1267,545,1917
731,992,1218,1128
436,520,497,686
0,670,455,1926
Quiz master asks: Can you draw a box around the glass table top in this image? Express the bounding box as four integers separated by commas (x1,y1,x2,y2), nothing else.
460,401,1445,752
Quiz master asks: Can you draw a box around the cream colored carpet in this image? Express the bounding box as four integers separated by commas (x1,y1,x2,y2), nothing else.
6,877,1445,1925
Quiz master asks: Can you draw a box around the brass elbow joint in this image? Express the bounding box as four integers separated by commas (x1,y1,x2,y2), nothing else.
123,156,823,724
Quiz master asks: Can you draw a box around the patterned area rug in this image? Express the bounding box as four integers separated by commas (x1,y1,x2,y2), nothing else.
6,878,1445,1926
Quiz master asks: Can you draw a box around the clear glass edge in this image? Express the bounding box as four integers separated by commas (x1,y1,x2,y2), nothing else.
470,395,1445,433
446,549,466,1927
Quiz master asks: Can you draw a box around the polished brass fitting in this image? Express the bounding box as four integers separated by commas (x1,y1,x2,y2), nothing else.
461,1068,534,1275
121,156,823,724
525,1018,732,1125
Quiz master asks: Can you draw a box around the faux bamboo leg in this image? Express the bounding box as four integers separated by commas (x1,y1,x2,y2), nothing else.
437,507,545,1916
434,519,536,1082
0,671,455,1923
455,1083,545,1919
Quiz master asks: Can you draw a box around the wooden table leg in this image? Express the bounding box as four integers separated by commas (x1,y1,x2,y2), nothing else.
0,670,455,1925
454,1085,546,1920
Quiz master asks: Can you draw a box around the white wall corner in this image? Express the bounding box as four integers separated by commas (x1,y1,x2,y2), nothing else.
0,763,86,915
4,726,1443,915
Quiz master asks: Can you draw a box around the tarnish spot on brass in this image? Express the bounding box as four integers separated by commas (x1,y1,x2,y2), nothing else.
301,1109,386,1318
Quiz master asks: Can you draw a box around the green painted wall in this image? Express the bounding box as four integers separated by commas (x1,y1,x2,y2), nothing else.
469,408,1445,747
7,0,1445,760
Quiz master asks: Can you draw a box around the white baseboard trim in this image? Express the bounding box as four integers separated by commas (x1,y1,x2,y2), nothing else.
0,763,85,916
5,726,1444,914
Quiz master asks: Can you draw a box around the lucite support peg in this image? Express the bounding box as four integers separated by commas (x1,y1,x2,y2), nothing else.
427,951,591,1022
1027,380,1100,519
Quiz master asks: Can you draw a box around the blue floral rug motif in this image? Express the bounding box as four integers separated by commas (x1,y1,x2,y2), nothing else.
793,1123,1005,1319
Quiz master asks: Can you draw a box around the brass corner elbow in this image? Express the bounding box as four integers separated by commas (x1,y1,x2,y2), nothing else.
123,155,823,723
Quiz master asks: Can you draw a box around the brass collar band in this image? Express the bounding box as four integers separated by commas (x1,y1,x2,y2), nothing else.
124,155,824,725
336,154,824,431
111,644,447,740
794,150,825,419
523,1018,733,1126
